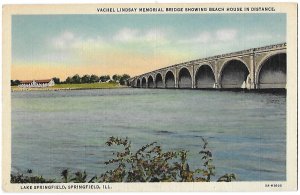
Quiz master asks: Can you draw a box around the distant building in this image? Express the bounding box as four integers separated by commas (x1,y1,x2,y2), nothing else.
18,79,55,88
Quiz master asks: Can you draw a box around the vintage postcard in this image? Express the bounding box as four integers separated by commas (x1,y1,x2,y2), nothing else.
2,3,298,192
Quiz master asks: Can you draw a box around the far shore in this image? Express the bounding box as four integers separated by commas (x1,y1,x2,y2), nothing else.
11,82,129,92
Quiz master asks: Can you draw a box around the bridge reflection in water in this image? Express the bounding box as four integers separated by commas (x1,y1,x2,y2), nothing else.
128,43,287,90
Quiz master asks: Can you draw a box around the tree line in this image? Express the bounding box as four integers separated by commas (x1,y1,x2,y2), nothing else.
11,74,131,86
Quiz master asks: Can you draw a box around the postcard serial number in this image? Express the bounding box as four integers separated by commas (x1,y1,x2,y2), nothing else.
265,184,282,188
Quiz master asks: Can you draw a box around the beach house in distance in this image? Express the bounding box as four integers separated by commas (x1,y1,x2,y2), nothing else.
18,79,55,88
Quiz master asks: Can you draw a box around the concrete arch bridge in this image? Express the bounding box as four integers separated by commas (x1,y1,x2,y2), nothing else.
128,43,286,90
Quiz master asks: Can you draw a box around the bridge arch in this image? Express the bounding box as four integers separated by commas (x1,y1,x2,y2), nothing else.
195,64,215,88
155,73,164,88
219,59,250,89
148,75,154,88
141,77,147,88
178,67,192,88
137,79,141,88
165,71,175,88
256,52,286,89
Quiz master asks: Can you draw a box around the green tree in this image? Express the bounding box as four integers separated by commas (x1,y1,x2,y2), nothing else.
99,75,110,82
71,74,81,84
112,74,122,82
65,77,72,84
81,75,91,83
120,74,130,85
52,77,60,84
11,80,21,86
90,75,99,83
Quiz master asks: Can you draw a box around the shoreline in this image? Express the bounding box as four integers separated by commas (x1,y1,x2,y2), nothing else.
11,86,129,92
11,86,286,94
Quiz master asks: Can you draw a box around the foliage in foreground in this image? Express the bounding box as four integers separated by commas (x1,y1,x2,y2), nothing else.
11,169,55,183
11,137,236,183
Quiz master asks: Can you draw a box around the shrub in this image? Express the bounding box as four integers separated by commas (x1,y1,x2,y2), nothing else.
11,137,236,183
11,169,55,183
98,136,235,182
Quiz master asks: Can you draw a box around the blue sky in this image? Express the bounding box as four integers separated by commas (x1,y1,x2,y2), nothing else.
12,14,286,80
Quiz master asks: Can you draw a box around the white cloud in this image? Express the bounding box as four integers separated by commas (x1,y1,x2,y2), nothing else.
113,27,167,43
50,31,107,52
195,32,212,43
51,31,75,50
179,28,237,44
113,27,139,42
72,36,105,49
50,28,169,55
179,31,212,44
215,29,237,41
144,29,166,42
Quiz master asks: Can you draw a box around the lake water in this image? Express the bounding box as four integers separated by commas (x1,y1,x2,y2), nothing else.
11,88,286,181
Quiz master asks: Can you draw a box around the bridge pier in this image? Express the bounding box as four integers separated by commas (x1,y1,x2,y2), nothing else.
191,64,195,89
214,83,220,89
248,53,256,90
174,68,178,88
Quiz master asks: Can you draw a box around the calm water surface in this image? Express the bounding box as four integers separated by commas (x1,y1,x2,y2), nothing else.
11,88,286,181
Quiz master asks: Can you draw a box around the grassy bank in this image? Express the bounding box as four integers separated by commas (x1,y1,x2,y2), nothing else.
51,82,122,89
11,82,126,91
